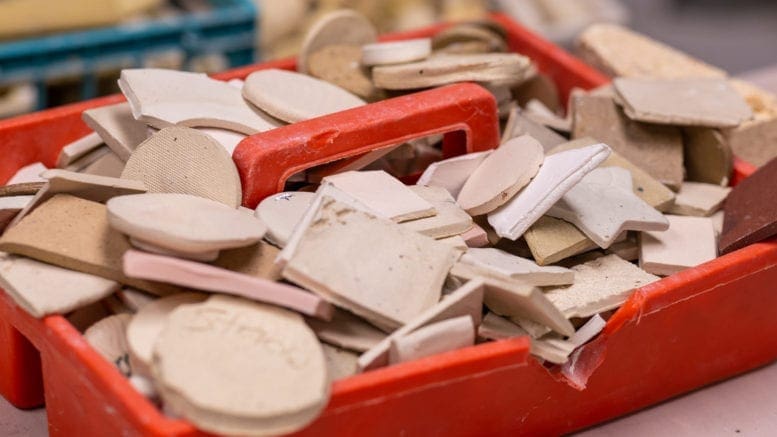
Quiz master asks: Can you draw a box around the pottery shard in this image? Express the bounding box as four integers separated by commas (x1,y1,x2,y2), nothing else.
82,102,150,161
640,215,717,277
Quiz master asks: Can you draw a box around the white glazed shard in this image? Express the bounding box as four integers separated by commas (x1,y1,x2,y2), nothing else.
488,143,611,240
455,247,574,286
416,150,492,199
640,215,717,276
545,254,659,318
361,38,432,66
401,185,472,239
82,102,150,161
388,315,475,364
547,167,669,249
118,68,281,134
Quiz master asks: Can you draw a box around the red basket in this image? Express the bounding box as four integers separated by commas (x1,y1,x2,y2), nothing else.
1,14,774,437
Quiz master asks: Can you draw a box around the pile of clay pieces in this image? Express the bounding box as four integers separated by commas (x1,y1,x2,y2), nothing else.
1,10,777,437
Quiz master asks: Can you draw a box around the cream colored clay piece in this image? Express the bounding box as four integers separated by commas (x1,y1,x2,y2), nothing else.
640,215,717,276
0,195,32,232
388,315,475,364
416,150,492,199
668,182,731,217
57,132,104,168
255,191,315,248
84,313,133,376
322,343,359,380
298,9,377,74
306,308,386,353
401,185,473,239
478,312,528,341
82,102,150,161
361,38,432,66
5,162,47,185
455,247,573,286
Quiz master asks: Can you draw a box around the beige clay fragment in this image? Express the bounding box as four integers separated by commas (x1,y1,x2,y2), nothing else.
82,102,150,161
306,308,386,353
416,150,492,199
84,313,133,376
255,191,315,248
640,215,717,277
401,185,472,239
298,9,377,74
455,247,574,286
57,132,104,168
668,182,731,217
388,315,475,365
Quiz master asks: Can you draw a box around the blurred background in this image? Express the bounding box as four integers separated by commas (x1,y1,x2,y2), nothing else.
0,0,775,118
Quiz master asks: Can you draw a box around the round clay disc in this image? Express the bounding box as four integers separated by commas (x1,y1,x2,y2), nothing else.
254,191,315,248
372,53,533,90
457,135,544,215
361,38,432,66
298,9,377,74
126,292,208,377
107,193,267,254
151,295,329,436
243,69,365,123
121,127,242,207
307,44,386,101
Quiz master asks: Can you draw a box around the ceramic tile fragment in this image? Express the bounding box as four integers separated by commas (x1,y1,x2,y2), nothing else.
372,53,533,90
358,279,485,371
487,143,611,240
0,194,181,296
57,132,104,168
456,247,574,286
724,117,777,168
64,146,112,172
322,170,435,222
720,157,777,253
389,315,475,364
80,150,125,178
82,102,150,161
547,167,669,248
84,313,133,376
502,106,567,151
401,185,472,238
116,287,155,312
530,335,576,364
322,343,359,380
151,295,328,436
523,99,571,133
255,191,315,247
668,182,731,217
613,77,752,128
416,150,491,199
461,224,489,248
511,316,551,339
122,249,331,319
214,241,282,282
640,215,717,276
121,127,242,207
306,308,386,353
362,38,431,66
572,94,684,190
107,193,265,257
568,314,607,347
243,69,365,123
308,44,385,102
6,162,47,185
119,69,281,134
683,127,733,186
0,252,119,318
576,24,726,79
545,254,659,318
8,168,146,229
298,9,377,74
0,195,32,232
478,312,528,341
126,292,208,377
196,128,246,156
457,135,544,215
283,198,455,331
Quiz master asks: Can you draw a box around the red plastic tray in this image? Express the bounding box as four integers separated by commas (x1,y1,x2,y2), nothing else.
1,14,774,437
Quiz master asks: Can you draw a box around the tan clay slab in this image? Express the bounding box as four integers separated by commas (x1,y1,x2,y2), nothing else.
357,279,485,371
255,191,315,248
640,215,717,277
613,77,752,128
0,252,119,318
0,194,180,296
151,295,329,436
388,315,475,364
242,69,365,123
0,182,44,197
214,241,282,281
307,44,385,102
8,168,147,229
401,185,472,239
126,292,208,376
82,102,150,161
456,247,574,286
545,254,659,318
119,69,281,134
283,198,455,331
457,135,544,216
306,308,386,353
724,117,777,168
372,53,533,90
668,182,731,217
57,132,104,168
107,193,266,255
81,151,125,178
416,150,491,199
298,9,377,74
683,127,733,186
573,93,684,190
84,313,133,376
121,127,242,207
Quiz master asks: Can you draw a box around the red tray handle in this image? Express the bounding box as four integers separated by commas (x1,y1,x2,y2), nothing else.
233,82,500,208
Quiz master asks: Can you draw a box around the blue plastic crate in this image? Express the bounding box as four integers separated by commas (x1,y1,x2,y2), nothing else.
0,0,258,110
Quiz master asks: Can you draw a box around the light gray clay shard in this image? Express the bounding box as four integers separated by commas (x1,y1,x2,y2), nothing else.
282,198,456,331
401,185,473,239
57,132,104,168
668,182,731,217
243,69,365,123
640,215,717,276
488,143,611,240
82,102,150,161
321,170,435,222
457,135,544,216
547,166,669,249
358,279,485,371
545,254,659,318
107,193,266,256
84,313,133,376
388,315,475,364
151,295,329,437
478,312,528,341
361,38,432,66
255,191,315,248
306,308,386,353
118,68,281,134
121,127,242,207
613,77,752,128
416,150,492,199
5,162,47,185
456,247,574,286
0,252,119,318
